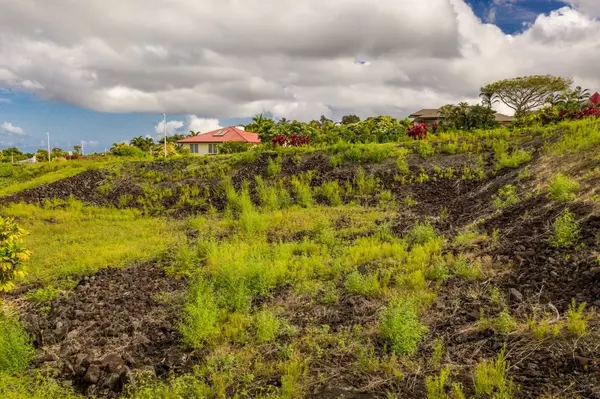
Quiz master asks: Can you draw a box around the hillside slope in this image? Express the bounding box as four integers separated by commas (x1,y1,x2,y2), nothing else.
1,121,599,398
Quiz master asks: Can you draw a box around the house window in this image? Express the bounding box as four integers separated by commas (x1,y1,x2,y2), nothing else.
191,144,199,153
208,143,218,154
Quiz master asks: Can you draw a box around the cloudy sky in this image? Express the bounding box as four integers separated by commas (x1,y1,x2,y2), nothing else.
0,0,599,152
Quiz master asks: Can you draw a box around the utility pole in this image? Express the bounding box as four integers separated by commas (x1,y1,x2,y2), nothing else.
162,113,167,157
46,132,51,162
81,141,85,156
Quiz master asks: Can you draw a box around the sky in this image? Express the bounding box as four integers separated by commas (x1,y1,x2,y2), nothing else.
1,0,600,153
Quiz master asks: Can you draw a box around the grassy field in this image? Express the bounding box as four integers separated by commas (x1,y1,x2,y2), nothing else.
1,200,184,284
0,120,599,398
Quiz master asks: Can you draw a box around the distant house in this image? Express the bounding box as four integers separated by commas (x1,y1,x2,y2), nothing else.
177,126,261,155
409,108,514,125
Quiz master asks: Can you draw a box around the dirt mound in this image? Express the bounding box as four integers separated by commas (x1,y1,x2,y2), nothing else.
23,265,189,396
1,169,108,206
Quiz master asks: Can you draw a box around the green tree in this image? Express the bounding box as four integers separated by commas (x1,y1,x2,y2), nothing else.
481,75,571,118
51,147,66,158
245,113,276,143
479,87,498,108
341,114,361,125
35,149,49,162
73,144,82,155
130,136,155,152
2,147,22,156
0,217,31,292
158,134,185,144
558,86,591,109
439,103,499,131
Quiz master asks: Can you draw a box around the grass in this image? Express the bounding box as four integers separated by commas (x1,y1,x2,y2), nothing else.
566,299,589,337
1,122,600,397
493,185,519,209
379,297,428,356
548,173,580,201
179,277,220,349
0,310,35,373
550,209,580,248
0,371,80,399
472,348,515,398
0,200,183,283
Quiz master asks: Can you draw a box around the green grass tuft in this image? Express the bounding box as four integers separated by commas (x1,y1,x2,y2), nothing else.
548,173,580,202
379,297,428,356
0,310,35,373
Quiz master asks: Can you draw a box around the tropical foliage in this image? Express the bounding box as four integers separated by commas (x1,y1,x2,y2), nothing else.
0,217,30,292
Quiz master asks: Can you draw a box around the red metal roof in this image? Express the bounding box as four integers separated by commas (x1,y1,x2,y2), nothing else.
177,127,261,144
589,92,600,106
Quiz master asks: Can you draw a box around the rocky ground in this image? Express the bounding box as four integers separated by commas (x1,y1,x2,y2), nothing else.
22,265,190,397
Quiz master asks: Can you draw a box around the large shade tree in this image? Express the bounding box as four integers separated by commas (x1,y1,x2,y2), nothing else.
480,75,571,118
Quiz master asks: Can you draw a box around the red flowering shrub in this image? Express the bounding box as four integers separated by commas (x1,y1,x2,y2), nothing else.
407,123,428,140
431,122,439,134
288,134,310,146
581,104,600,118
271,135,287,146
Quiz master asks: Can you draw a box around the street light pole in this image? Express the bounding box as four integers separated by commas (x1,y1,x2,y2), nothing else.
46,132,51,162
162,113,167,157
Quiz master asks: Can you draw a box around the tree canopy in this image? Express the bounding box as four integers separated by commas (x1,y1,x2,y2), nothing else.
481,75,571,118
439,102,499,131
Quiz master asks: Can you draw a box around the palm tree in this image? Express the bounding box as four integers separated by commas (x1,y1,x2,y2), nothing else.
130,136,154,152
479,88,498,108
559,86,591,107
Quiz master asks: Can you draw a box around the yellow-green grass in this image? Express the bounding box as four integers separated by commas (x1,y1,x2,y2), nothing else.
1,201,184,283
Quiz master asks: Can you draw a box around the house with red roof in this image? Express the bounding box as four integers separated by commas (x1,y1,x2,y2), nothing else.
177,126,261,155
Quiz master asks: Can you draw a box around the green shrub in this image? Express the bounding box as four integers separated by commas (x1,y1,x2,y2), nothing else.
566,299,588,337
548,173,580,202
344,271,387,298
379,297,428,356
396,156,410,175
472,348,515,398
255,309,281,343
495,149,531,170
354,167,378,196
527,312,562,340
25,286,61,303
266,156,282,177
0,371,79,399
0,310,35,372
318,181,342,206
218,141,249,154
550,210,580,248
426,366,451,399
255,176,280,211
0,217,31,292
494,310,518,335
179,277,219,349
493,185,519,209
409,221,437,245
290,173,313,208
416,141,435,158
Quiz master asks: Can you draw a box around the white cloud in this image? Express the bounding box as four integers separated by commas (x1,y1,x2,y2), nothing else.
0,98,10,103
154,119,185,137
0,1,599,121
187,116,222,133
1,121,24,135
564,0,600,17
